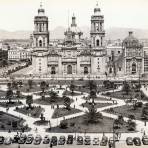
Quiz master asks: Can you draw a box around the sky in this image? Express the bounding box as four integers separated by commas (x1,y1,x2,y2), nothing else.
0,0,147,31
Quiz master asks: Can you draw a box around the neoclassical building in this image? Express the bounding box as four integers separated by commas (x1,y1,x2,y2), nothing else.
107,31,144,77
32,3,106,77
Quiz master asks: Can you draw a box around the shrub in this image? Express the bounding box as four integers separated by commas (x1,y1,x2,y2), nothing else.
70,122,75,127
59,120,68,129
105,92,111,96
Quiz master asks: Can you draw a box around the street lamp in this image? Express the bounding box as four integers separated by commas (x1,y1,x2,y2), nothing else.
112,120,116,148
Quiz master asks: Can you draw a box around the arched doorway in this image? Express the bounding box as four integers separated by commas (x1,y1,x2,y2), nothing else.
96,39,99,46
39,40,42,47
84,67,88,75
132,63,136,74
67,65,72,74
51,67,56,74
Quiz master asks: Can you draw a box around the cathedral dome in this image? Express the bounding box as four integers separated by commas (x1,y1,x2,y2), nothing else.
123,31,142,48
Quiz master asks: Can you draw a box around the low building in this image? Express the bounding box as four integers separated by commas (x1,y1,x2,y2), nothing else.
8,48,32,61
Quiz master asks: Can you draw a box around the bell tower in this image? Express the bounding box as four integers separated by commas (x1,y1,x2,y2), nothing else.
33,3,49,49
90,2,105,48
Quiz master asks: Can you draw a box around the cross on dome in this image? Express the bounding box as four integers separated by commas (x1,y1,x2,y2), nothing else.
40,2,43,8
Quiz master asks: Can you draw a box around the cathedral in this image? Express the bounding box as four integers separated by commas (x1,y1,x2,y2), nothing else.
31,3,144,78
32,3,106,78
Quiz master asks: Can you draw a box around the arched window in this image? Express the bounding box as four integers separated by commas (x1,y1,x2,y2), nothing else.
109,67,112,73
132,63,136,74
51,67,56,74
39,40,42,47
84,67,88,75
96,39,99,46
67,65,72,74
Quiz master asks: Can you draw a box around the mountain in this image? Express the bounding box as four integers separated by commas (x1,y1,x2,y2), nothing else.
0,27,148,40
106,27,148,40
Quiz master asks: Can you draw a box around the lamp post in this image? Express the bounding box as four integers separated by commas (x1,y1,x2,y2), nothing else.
112,120,116,148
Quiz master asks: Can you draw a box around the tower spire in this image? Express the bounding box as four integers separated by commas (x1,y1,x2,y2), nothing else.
38,1,45,16
40,1,43,8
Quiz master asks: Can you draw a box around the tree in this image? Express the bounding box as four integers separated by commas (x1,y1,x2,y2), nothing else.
127,114,136,131
87,80,97,91
127,119,136,131
12,81,18,90
16,90,21,102
18,80,23,87
1,59,8,67
26,95,33,109
122,81,130,95
69,82,75,94
6,89,13,103
7,82,11,90
128,114,136,120
40,81,47,93
28,80,33,90
90,89,96,103
49,91,58,102
63,96,71,110
59,120,68,129
141,104,148,120
84,104,103,123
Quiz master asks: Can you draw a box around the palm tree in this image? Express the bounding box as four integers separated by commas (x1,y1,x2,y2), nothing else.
26,95,33,109
63,96,71,110
84,104,103,123
49,91,58,102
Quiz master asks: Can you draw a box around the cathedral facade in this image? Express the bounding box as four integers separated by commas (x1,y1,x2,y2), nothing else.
31,3,144,78
32,4,107,77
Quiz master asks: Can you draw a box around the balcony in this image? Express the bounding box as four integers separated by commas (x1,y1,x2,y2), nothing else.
62,58,77,63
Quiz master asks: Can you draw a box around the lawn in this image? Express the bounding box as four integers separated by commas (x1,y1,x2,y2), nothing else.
0,101,23,108
15,106,44,118
83,96,110,101
63,90,82,96
102,90,148,101
81,102,113,109
46,115,134,133
0,90,7,97
34,120,49,126
34,97,74,105
0,111,30,132
104,105,144,121
52,108,82,119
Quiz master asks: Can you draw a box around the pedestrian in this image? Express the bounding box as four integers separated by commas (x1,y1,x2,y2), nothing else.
82,103,84,108
74,105,75,108
50,142,53,148
76,97,77,101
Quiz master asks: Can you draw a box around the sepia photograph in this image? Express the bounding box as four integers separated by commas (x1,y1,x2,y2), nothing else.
0,0,148,147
